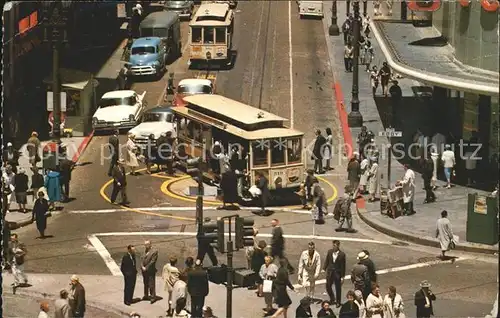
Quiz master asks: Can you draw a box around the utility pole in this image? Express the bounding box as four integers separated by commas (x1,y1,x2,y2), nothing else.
346,0,351,16
362,0,368,16
328,0,340,36
347,0,363,128
226,218,234,318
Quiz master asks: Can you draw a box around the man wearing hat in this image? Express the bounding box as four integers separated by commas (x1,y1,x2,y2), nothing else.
414,280,436,318
27,131,41,169
69,275,86,317
3,142,19,172
187,259,209,318
351,252,370,300
111,159,129,205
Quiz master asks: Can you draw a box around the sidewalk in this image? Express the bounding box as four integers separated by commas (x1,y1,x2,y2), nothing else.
5,135,93,230
322,2,498,254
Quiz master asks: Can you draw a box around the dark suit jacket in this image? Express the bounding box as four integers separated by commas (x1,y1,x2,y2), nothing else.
257,176,270,206
187,267,209,297
323,249,346,278
121,253,137,277
271,226,284,252
112,165,127,186
414,289,436,317
71,282,86,316
313,135,327,158
295,305,313,318
141,249,158,274
108,135,120,158
360,258,377,283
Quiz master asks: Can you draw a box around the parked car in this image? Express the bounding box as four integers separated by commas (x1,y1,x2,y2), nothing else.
92,90,147,131
129,37,167,78
164,0,195,19
128,106,176,148
172,78,214,107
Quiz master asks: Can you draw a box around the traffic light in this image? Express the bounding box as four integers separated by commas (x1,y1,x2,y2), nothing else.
407,0,441,11
186,157,202,183
202,218,225,253
235,217,255,249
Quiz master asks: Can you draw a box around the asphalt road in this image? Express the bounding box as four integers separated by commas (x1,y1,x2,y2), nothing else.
7,3,498,317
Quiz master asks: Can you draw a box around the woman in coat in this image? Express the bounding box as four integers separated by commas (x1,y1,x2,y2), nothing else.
383,286,405,318
368,158,380,202
260,256,278,314
171,272,190,313
32,191,49,238
44,169,62,210
365,284,384,318
126,134,140,175
359,156,370,195
163,257,181,316
271,258,295,318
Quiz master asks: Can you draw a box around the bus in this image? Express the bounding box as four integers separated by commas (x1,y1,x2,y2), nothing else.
188,3,234,66
170,94,305,197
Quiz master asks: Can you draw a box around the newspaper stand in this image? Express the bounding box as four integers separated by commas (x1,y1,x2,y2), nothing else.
387,186,404,219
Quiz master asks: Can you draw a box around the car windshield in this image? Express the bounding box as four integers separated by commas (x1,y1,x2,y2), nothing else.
142,112,173,122
99,97,135,108
177,84,212,94
131,46,156,55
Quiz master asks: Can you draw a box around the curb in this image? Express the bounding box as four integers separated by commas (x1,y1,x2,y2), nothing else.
356,205,498,255
72,131,94,163
333,82,353,159
4,288,129,317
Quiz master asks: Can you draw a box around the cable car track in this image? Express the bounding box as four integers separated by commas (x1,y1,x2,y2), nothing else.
256,0,273,110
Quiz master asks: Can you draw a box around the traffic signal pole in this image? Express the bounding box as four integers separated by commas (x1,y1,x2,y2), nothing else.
226,217,234,318
196,170,203,236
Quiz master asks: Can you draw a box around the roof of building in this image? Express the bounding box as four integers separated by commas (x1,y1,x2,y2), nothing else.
178,78,212,86
140,11,179,28
371,20,499,96
101,90,137,99
190,3,232,26
183,94,288,125
132,37,161,47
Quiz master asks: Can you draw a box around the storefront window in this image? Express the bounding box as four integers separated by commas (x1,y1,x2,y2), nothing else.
252,140,268,167
215,27,225,44
203,27,214,44
271,138,285,166
287,138,302,163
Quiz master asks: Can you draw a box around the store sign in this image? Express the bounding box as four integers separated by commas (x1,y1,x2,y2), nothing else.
14,35,41,59
407,0,441,11
19,11,38,34
481,0,499,12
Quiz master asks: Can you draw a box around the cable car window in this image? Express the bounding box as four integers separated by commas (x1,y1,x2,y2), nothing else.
271,139,286,165
191,27,202,43
252,141,268,167
203,27,214,44
215,27,225,44
287,138,302,164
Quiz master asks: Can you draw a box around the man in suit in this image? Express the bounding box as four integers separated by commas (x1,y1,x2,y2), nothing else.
187,259,209,317
141,240,158,304
121,245,137,305
270,219,294,274
111,159,129,205
359,249,377,284
255,171,271,216
414,280,436,318
313,129,326,174
69,275,86,317
108,129,120,176
58,158,75,202
323,240,346,307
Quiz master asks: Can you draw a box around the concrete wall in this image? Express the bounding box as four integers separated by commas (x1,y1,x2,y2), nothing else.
433,2,499,73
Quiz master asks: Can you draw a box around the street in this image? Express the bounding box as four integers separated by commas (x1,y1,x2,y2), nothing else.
3,1,498,318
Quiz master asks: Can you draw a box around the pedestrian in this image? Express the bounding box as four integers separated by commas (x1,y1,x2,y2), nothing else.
422,151,436,203
373,0,381,15
295,297,313,318
317,300,336,317
260,256,278,314
173,297,190,318
324,128,334,171
323,240,346,307
3,165,16,212
311,177,327,224
30,167,44,202
172,271,189,315
166,73,176,99
111,159,129,205
304,169,315,203
383,286,405,318
298,241,321,299
367,157,380,202
414,280,436,318
435,210,456,260
187,259,209,318
117,63,131,90
271,258,295,318
58,158,75,202
366,284,384,318
255,170,271,216
339,290,359,318
270,219,294,274
13,168,29,212
108,129,120,177
359,250,377,285
378,62,391,97
145,134,158,174
389,80,402,104
126,133,140,175
341,17,352,44
251,240,267,296
121,245,137,306
361,40,374,72
344,42,354,72
219,167,238,209
399,164,416,215
69,275,86,318
313,129,326,174
163,257,181,315
38,301,50,318
363,16,371,38
184,257,195,273
351,253,369,300
333,186,354,232
32,191,49,238
10,233,28,294
370,66,380,95
3,142,20,172
430,146,439,190
141,240,158,304
55,289,70,318
441,144,455,189
354,290,366,318
347,154,361,198
27,131,41,169
359,155,369,195
296,183,308,209
44,168,61,211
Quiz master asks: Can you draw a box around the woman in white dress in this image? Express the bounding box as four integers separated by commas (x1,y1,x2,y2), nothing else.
383,285,405,318
430,146,439,190
366,284,384,318
359,156,370,194
368,157,380,202
324,128,334,171
126,134,140,175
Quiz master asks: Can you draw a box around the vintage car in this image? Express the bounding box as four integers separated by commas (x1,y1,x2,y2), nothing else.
129,37,167,78
209,0,237,8
128,106,176,148
172,78,214,107
92,90,147,131
163,0,195,19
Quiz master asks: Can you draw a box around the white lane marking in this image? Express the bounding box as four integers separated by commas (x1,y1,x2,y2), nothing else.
293,257,470,289
69,207,324,214
94,231,391,245
288,0,295,128
87,234,123,277
248,2,266,103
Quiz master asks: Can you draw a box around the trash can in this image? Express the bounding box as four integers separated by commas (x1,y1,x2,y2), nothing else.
466,193,499,245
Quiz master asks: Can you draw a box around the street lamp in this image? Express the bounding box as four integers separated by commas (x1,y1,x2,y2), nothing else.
362,0,368,16
346,0,351,16
347,0,363,128
328,0,340,36
42,2,70,143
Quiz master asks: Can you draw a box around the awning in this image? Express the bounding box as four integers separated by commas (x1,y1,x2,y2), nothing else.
44,68,92,90
371,20,499,97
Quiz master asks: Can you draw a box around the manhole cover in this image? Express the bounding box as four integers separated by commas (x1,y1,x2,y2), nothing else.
392,241,410,246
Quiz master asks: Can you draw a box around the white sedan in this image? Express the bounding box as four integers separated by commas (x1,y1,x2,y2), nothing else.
92,90,147,131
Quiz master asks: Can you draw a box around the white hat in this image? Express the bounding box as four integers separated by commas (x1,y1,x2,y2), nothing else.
195,259,202,266
18,168,25,174
71,274,79,281
7,142,12,147
354,290,363,298
357,251,368,260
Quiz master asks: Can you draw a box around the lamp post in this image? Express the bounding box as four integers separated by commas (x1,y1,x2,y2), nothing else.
362,0,368,16
346,0,351,16
347,0,363,128
328,0,340,36
43,2,70,142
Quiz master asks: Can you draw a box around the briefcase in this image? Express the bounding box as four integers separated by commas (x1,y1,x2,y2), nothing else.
208,265,227,284
233,269,258,287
